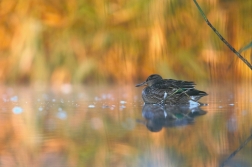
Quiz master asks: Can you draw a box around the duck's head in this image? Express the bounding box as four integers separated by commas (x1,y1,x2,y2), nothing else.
136,74,163,87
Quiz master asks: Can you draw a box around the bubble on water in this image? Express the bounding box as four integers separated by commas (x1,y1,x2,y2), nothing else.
120,105,126,110
219,106,223,108
88,105,95,108
10,96,18,102
120,100,127,104
57,111,67,120
229,104,234,106
38,107,43,111
52,99,56,102
12,106,23,114
102,105,109,109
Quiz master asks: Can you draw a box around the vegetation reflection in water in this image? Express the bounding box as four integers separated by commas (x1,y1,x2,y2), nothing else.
0,84,252,166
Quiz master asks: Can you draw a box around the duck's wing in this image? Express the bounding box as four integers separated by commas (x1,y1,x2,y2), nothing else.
153,79,195,91
145,88,186,105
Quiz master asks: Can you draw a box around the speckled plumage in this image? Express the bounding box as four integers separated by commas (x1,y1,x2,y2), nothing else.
136,74,207,105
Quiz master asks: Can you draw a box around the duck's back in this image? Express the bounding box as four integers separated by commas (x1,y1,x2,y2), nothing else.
152,79,196,90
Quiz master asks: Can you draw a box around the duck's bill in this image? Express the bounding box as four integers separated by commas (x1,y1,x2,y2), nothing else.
135,81,147,87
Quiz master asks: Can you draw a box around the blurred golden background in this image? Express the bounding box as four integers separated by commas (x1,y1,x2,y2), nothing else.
0,0,251,85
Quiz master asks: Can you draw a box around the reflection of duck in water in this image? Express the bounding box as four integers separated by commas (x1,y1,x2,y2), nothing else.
136,74,207,105
140,104,207,132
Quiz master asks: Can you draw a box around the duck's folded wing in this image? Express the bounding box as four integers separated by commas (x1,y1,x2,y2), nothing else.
149,87,178,100
154,79,196,90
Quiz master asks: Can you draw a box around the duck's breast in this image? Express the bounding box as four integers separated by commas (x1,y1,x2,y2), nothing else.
142,87,162,103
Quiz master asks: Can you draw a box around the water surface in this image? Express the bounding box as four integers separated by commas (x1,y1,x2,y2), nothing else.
0,83,252,167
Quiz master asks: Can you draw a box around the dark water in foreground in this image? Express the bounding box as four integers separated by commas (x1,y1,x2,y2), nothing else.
0,83,252,167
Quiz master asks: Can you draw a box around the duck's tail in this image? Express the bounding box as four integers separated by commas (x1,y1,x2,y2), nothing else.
186,89,208,101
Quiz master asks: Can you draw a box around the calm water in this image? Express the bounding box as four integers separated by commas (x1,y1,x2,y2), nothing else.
0,83,252,167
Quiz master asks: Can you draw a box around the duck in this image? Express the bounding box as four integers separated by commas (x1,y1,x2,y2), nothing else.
136,74,207,105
